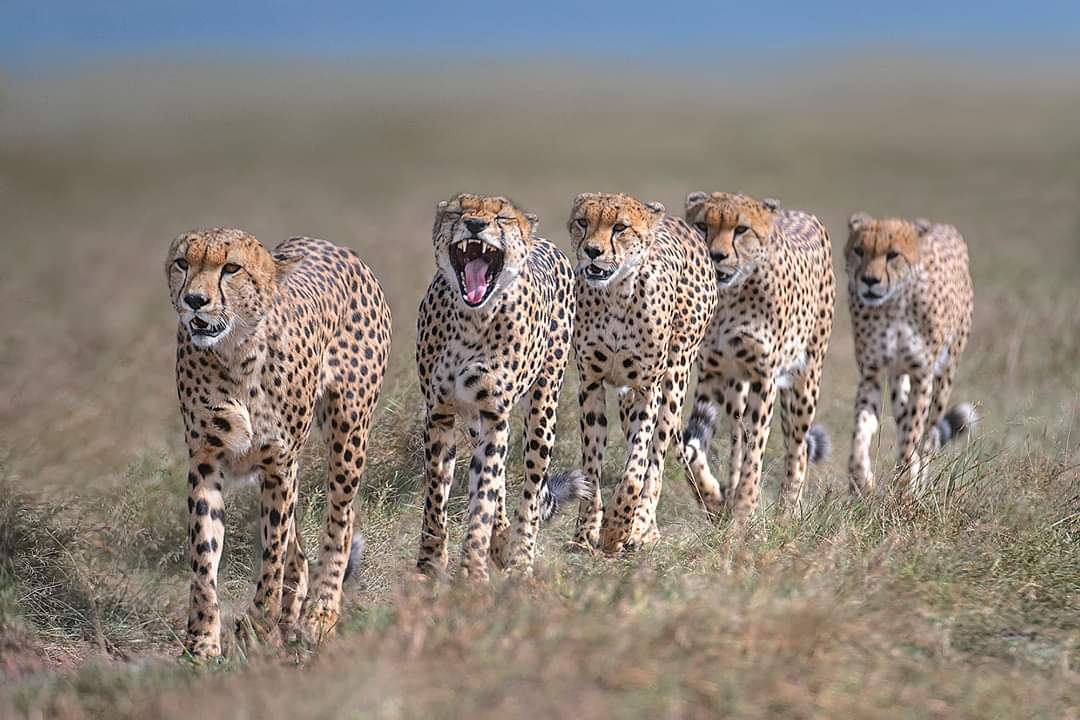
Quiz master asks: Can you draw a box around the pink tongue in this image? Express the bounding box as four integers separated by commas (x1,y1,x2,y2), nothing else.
464,258,490,304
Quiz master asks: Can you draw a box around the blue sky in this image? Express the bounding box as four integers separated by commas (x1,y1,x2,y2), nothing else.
3,1,1079,68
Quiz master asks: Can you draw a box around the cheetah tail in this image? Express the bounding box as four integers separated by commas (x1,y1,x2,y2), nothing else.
805,424,832,465
343,532,366,583
683,400,718,452
935,402,978,449
539,469,592,524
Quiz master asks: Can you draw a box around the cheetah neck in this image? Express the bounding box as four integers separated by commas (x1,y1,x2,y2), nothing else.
207,315,270,381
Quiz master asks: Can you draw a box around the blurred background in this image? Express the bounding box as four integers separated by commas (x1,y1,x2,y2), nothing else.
2,2,1079,716
2,0,1077,488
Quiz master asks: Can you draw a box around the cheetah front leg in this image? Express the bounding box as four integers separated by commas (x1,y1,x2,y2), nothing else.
278,509,308,631
776,355,825,515
894,370,934,494
571,377,607,550
849,375,883,496
183,452,227,658
730,378,777,529
600,383,661,554
417,409,456,577
632,356,694,547
506,364,567,572
242,452,299,646
459,417,512,582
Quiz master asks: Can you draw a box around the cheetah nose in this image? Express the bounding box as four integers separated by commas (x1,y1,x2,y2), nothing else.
184,293,210,310
710,250,729,262
861,274,881,287
583,245,603,260
464,218,488,234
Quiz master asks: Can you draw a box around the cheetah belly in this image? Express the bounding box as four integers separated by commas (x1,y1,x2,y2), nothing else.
707,321,775,381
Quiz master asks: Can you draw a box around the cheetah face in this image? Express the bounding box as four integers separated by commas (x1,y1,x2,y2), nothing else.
433,193,533,310
846,212,924,307
684,192,779,289
568,192,664,290
166,228,284,349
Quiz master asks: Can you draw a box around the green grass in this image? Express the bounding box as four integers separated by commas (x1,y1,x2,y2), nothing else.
1,57,1078,718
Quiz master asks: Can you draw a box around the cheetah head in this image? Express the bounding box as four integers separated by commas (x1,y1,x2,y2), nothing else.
166,228,290,349
684,191,780,289
846,212,926,307
568,192,665,289
433,193,534,310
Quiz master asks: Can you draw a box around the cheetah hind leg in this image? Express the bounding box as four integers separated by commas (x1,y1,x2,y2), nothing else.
683,376,746,520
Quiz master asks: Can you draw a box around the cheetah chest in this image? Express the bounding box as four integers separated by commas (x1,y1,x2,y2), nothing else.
869,317,930,373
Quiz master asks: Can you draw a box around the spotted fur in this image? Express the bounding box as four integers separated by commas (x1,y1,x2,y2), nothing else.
415,194,584,581
167,229,391,658
845,213,974,495
568,192,719,554
681,192,835,527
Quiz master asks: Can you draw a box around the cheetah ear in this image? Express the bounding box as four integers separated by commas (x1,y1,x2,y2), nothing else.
848,211,872,233
645,201,665,216
435,199,449,218
684,192,708,214
761,197,781,213
273,254,300,284
914,218,933,235
524,212,539,237
572,192,597,210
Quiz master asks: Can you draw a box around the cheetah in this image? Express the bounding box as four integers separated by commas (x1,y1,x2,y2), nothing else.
415,193,587,581
682,192,835,527
167,228,391,658
845,212,974,495
568,192,718,555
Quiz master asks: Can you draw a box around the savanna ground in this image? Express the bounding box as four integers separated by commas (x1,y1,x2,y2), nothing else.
1,57,1078,718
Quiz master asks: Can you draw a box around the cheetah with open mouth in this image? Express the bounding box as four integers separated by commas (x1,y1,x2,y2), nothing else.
415,193,588,581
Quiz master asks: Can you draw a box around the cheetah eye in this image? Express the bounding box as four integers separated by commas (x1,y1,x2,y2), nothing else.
222,263,241,275
575,218,587,230
852,246,864,257
695,222,708,235
174,258,189,271
733,225,749,236
612,223,628,233
886,250,899,261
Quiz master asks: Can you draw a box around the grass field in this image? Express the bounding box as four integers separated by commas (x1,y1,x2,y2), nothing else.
1,57,1078,718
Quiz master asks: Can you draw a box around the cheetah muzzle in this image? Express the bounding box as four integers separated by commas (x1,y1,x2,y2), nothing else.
188,315,230,341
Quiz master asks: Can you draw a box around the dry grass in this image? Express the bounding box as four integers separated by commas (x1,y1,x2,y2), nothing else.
0,57,1078,718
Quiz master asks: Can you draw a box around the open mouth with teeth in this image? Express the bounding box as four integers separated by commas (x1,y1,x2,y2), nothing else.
584,264,615,282
449,238,505,307
715,266,740,285
189,316,229,339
